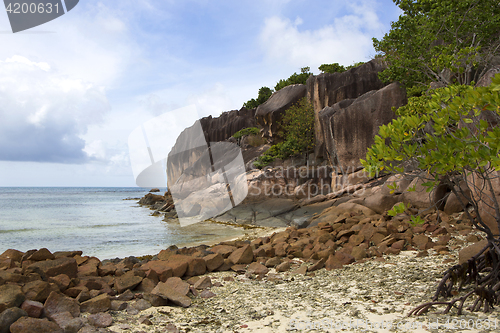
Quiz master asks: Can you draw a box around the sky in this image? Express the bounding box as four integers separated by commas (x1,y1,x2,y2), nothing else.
0,0,401,187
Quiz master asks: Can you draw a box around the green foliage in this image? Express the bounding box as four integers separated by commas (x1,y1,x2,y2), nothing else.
232,127,260,140
243,86,273,109
362,74,500,178
346,62,365,70
319,63,346,74
410,215,425,226
274,67,312,91
388,202,409,216
388,202,425,226
362,74,500,235
374,0,500,88
318,62,366,74
280,97,315,153
254,98,315,168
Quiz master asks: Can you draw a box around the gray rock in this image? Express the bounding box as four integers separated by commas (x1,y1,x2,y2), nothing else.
307,59,387,159
256,84,307,139
0,307,27,333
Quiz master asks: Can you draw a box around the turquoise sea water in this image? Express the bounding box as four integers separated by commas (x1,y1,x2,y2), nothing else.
0,187,243,259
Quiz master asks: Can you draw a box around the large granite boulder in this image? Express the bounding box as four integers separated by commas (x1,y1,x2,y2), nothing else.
306,59,387,158
323,82,407,172
255,84,307,139
199,107,257,143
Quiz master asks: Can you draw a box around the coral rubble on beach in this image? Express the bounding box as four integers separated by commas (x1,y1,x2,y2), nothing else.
1,206,497,332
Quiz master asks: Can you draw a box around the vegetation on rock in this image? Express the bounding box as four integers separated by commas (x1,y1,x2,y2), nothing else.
243,87,273,109
274,67,312,91
254,97,314,168
374,0,500,89
318,62,365,74
362,74,500,314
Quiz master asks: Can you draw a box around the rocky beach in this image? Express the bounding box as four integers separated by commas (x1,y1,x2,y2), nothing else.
2,45,500,333
1,185,499,332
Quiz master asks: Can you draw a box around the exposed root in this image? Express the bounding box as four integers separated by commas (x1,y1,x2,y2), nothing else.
408,239,500,316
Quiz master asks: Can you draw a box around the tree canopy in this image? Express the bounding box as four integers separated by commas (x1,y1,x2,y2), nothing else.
274,67,312,91
374,0,500,88
243,86,273,109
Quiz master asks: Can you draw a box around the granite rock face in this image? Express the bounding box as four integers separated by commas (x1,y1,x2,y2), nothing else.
199,107,257,143
323,82,407,172
255,84,307,139
306,59,387,158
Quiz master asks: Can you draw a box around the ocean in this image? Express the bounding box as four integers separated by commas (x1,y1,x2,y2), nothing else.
0,187,244,260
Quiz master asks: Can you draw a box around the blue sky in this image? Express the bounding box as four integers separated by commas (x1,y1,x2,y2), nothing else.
0,0,401,187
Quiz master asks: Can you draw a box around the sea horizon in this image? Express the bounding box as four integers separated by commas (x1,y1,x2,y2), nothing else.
0,187,243,260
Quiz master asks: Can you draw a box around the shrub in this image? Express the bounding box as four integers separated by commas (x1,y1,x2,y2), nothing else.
362,74,500,314
254,97,315,168
232,127,260,140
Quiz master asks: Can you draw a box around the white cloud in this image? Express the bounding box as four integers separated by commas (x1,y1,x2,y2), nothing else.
0,56,110,163
259,1,384,69
187,83,234,118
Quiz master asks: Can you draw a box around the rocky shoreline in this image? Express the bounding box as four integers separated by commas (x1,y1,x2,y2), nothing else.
1,195,497,333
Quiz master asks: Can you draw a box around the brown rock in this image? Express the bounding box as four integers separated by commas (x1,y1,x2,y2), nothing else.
75,290,91,303
215,259,233,272
412,234,432,250
164,255,192,277
324,254,343,270
230,264,246,274
143,293,168,307
163,277,189,296
140,261,173,282
185,258,206,277
98,262,117,276
0,249,24,262
385,247,401,255
65,286,88,298
22,280,52,303
434,245,449,253
275,261,290,272
114,271,143,294
203,253,224,272
21,300,44,318
335,251,355,265
200,290,216,298
209,245,237,258
247,262,269,275
348,234,364,246
26,257,78,279
351,247,367,261
47,274,71,292
87,312,113,328
43,291,80,319
110,300,127,311
52,251,82,259
291,265,308,275
391,240,405,250
10,317,63,333
0,284,25,313
78,262,99,277
136,278,157,294
27,248,55,261
273,242,289,257
228,245,254,265
307,258,326,272
193,276,212,290
80,294,110,314
50,311,83,333
151,282,191,307
459,239,489,265
265,257,281,267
